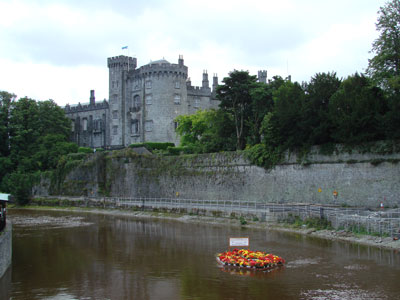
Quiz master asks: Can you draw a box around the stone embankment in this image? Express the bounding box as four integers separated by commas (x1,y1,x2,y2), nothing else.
33,148,400,208
0,223,12,278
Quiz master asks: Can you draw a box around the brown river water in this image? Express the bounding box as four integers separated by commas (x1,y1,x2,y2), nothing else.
1,209,400,300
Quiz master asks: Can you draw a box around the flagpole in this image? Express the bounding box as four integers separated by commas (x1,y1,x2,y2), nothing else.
122,46,129,71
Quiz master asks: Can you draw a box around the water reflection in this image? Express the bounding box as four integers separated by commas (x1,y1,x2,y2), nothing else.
7,209,400,300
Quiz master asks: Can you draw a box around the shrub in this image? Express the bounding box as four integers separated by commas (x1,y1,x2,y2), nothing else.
78,147,93,154
167,146,194,155
129,142,175,151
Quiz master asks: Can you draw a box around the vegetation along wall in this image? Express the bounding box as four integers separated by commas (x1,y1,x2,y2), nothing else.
34,147,400,208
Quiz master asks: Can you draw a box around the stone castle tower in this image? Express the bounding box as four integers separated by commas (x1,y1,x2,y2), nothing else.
65,55,267,149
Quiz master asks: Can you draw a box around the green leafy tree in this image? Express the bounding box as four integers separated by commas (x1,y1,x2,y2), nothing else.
217,70,258,150
303,72,341,145
328,73,388,144
247,82,274,145
262,80,307,150
367,0,400,95
175,109,235,153
9,97,41,172
0,91,16,157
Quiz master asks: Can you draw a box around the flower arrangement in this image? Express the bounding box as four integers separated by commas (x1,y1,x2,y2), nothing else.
216,248,285,270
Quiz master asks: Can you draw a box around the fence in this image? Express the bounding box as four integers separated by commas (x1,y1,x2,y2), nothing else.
38,196,400,238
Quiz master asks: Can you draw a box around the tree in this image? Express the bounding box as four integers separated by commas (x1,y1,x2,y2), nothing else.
175,109,236,153
261,80,307,150
0,91,16,157
247,82,274,146
328,73,388,145
303,72,341,145
367,0,400,95
217,70,258,150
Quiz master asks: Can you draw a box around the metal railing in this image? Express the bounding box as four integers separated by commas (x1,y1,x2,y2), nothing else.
37,196,400,237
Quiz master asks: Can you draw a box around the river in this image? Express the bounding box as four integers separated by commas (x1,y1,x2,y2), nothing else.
2,209,400,300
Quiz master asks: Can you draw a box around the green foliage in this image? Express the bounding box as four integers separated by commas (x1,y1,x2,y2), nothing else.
0,93,76,196
245,143,282,169
166,146,194,155
282,214,332,230
4,172,38,205
303,72,341,146
78,147,93,154
329,74,388,145
239,216,247,225
319,143,337,155
129,142,175,151
175,109,236,153
217,70,258,150
367,0,400,96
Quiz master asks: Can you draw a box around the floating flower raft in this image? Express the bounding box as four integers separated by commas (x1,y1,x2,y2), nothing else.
216,248,285,271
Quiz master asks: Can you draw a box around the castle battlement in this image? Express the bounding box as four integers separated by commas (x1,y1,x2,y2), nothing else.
65,100,108,114
187,84,212,96
108,55,137,70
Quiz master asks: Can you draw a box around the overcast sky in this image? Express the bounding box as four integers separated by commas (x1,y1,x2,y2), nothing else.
0,0,385,106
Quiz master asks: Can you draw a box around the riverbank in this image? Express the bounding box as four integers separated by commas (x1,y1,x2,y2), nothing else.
9,205,400,251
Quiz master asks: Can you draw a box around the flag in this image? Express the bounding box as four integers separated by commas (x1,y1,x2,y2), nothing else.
122,46,128,50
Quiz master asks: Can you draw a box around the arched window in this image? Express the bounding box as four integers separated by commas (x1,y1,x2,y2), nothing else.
131,119,140,135
133,95,140,107
83,118,88,131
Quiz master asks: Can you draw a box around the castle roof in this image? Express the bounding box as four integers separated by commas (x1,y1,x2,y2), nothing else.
147,58,170,65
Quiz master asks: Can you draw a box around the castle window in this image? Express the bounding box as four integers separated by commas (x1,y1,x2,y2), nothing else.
174,94,181,105
174,121,178,130
83,118,88,131
146,94,152,105
113,94,118,103
71,119,75,132
175,81,180,89
133,95,140,107
145,120,153,132
131,119,139,135
113,126,118,135
94,119,102,132
146,80,152,89
112,81,115,89
194,97,200,108
112,110,118,119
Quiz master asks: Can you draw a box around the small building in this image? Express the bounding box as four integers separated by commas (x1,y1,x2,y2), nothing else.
0,194,9,233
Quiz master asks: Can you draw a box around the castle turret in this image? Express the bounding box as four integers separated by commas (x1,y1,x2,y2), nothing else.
90,90,95,106
212,74,218,92
202,70,209,88
178,55,184,66
258,70,267,84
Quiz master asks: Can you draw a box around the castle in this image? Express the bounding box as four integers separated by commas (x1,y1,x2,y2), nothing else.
65,55,267,149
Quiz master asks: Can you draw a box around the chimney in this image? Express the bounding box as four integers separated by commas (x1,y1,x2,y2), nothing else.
90,90,95,106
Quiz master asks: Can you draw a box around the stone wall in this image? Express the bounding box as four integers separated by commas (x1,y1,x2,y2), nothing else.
37,150,400,208
0,223,12,279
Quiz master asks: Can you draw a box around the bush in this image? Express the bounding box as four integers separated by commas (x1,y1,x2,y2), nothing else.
78,147,93,154
7,172,37,205
129,142,175,151
245,143,282,169
166,146,194,155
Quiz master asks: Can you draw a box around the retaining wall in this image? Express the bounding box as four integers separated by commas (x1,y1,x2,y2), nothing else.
34,149,400,208
0,223,12,279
